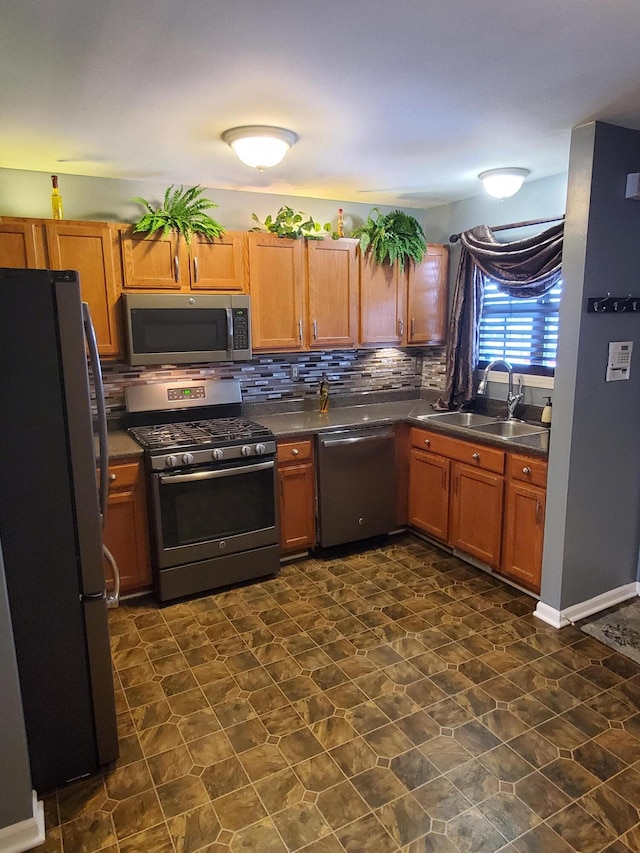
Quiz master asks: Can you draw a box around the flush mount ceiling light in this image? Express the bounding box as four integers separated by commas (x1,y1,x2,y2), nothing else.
478,167,530,199
221,125,298,170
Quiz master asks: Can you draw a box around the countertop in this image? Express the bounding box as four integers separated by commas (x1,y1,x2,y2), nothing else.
99,398,550,461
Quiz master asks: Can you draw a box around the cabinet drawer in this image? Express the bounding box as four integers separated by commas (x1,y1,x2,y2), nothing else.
409,428,504,474
105,461,140,490
508,454,548,487
277,438,313,465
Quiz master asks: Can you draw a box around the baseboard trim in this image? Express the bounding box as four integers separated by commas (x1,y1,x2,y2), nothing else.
534,583,639,630
0,792,45,853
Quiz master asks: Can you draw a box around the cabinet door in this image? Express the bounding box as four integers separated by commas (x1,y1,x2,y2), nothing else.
359,252,404,345
248,233,306,351
409,447,450,541
450,462,504,569
189,231,247,292
45,221,121,358
102,461,151,594
0,218,45,268
501,481,545,593
278,462,316,553
407,244,449,345
120,228,185,290
307,238,358,348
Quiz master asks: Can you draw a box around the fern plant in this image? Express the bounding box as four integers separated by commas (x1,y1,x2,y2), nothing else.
131,185,225,245
251,206,338,240
353,208,426,268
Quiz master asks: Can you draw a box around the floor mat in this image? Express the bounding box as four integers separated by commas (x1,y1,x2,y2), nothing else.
581,596,640,664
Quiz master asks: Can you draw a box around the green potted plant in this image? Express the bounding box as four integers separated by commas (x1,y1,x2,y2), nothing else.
353,208,426,267
251,205,338,240
131,185,225,244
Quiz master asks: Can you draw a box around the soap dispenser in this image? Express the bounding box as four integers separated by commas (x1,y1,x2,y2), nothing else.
541,396,552,425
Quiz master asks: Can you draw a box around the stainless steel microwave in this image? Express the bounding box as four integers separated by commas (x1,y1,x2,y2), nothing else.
122,293,252,365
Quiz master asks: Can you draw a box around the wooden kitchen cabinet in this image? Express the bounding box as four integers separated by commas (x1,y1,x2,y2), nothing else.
406,244,449,346
450,461,504,569
101,458,151,595
359,253,404,346
119,228,248,293
409,446,450,540
277,437,316,554
306,238,358,349
248,233,306,351
45,220,121,358
500,454,547,593
0,217,46,268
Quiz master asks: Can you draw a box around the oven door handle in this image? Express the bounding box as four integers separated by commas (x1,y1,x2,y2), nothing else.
159,459,274,485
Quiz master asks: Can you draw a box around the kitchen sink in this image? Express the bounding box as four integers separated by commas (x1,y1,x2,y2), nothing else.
468,419,548,439
419,411,497,427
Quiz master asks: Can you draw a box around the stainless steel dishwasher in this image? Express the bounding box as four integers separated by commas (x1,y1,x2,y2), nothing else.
317,426,396,548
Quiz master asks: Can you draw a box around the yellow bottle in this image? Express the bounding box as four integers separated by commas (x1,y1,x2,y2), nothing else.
319,372,330,413
51,175,63,220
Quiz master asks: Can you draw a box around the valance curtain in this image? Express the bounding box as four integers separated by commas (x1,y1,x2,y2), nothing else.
437,221,563,409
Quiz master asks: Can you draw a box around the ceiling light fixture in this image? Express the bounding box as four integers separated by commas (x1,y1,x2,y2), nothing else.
221,125,298,170
478,167,530,199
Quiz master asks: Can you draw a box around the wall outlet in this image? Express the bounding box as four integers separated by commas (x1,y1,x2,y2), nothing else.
290,364,299,381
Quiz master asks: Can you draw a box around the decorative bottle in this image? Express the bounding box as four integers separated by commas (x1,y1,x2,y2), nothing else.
319,372,330,413
50,175,63,220
337,208,344,238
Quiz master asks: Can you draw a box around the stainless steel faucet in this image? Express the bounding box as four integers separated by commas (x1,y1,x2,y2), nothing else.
476,358,523,420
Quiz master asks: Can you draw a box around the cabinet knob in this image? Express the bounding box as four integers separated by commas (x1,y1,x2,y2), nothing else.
472,452,480,461
424,438,430,447
522,466,532,475
291,448,300,456
108,473,117,481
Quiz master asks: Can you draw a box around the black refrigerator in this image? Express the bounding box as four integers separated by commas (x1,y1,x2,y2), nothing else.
0,267,119,792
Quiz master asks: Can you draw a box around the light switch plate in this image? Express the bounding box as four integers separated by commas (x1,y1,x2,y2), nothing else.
606,341,633,381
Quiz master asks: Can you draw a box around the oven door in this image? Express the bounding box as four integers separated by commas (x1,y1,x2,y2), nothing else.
150,458,278,569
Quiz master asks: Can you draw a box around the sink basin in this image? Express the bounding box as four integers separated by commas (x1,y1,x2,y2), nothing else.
468,420,548,439
418,411,496,427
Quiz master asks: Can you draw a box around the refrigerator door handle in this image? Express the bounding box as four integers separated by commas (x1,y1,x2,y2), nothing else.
82,302,120,608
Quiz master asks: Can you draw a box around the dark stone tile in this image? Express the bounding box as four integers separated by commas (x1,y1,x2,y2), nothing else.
478,791,540,841
335,813,398,853
376,792,432,846
572,739,626,781
352,766,408,808
580,784,639,836
156,775,209,820
535,716,588,750
279,727,325,763
541,758,601,799
420,734,472,772
315,780,369,829
394,710,440,746
607,766,640,808
446,758,500,804
512,822,574,852
514,771,571,819
413,776,472,820
446,806,508,853
389,748,439,789
253,768,304,813
453,720,502,757
508,730,558,769
213,784,267,832
478,744,534,783
330,737,378,777
293,753,344,792
594,728,640,764
547,802,615,853
363,722,414,758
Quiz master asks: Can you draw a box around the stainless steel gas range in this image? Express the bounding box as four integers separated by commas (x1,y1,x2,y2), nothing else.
125,379,280,602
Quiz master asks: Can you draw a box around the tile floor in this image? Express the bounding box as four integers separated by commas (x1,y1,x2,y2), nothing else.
39,535,640,853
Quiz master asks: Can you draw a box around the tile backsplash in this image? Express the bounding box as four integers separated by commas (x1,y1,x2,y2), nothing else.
99,348,447,417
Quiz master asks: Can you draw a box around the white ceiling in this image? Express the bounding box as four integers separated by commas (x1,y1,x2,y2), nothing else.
3,0,640,208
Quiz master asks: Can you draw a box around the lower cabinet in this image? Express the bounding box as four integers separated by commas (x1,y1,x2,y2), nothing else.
277,437,317,554
408,427,546,591
102,458,151,594
500,454,548,593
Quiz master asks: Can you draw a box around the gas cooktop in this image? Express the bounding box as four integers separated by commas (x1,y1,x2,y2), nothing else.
129,417,274,451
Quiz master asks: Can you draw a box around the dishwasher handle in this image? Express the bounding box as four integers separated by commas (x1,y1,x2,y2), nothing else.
320,429,394,449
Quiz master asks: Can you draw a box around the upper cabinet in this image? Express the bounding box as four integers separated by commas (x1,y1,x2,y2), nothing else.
306,238,358,349
45,221,121,359
406,244,449,346
0,218,46,268
119,228,248,293
248,232,306,351
359,245,449,347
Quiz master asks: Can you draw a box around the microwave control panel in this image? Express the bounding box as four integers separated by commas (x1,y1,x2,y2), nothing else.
232,308,250,351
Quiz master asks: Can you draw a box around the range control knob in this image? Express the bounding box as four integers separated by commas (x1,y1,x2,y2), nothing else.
212,448,224,461
255,443,267,455
241,445,252,457
165,455,178,468
182,453,194,465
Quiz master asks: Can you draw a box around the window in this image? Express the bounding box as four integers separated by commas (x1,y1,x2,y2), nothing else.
478,276,562,374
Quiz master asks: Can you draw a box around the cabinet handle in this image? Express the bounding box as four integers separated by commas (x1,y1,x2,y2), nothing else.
424,438,430,447
173,255,180,283
280,478,284,498
411,317,415,338
291,448,300,456
398,318,404,337
298,320,303,342
522,466,531,475
193,256,199,283
313,320,317,339
108,473,117,481
472,452,480,461
536,498,541,523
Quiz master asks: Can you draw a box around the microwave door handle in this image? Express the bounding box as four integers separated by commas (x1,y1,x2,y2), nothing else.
225,307,234,355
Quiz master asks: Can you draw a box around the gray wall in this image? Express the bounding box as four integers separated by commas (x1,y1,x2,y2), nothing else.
0,167,421,235
0,540,34,829
542,121,640,609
